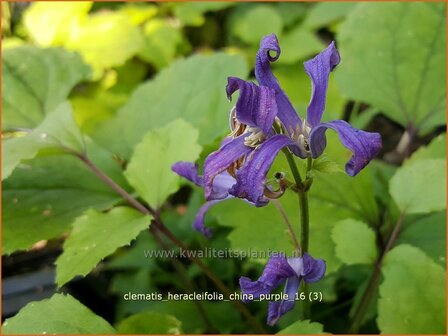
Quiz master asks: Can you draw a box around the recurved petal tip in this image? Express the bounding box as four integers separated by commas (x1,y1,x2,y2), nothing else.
260,33,280,61
302,252,326,283
172,161,203,187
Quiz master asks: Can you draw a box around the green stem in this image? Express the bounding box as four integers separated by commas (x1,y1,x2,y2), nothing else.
283,149,303,188
298,191,310,254
284,151,313,319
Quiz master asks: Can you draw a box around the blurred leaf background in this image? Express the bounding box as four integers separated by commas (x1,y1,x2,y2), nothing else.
2,1,446,335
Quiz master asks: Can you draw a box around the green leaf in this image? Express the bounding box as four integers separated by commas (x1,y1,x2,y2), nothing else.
397,212,446,266
309,133,380,225
125,119,201,208
65,12,144,78
389,158,446,214
107,231,158,270
2,142,126,255
275,3,308,28
23,2,92,46
2,46,90,130
378,244,446,334
117,312,182,334
94,53,247,158
277,319,326,334
3,101,85,180
230,5,283,45
332,219,377,265
336,2,446,134
56,207,151,286
303,2,357,30
2,293,115,334
138,19,186,69
277,26,325,64
312,155,343,174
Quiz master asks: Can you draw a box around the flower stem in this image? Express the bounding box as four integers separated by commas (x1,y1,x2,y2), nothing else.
76,152,266,333
284,151,313,320
283,149,303,188
298,186,310,319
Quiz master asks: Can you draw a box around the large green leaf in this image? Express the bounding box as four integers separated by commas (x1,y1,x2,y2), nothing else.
303,2,356,30
124,119,202,208
336,2,446,134
331,219,377,265
397,212,446,266
117,312,182,334
138,19,186,69
308,132,379,226
389,158,446,214
2,293,115,334
378,245,446,334
56,207,151,287
3,101,84,180
277,319,326,334
94,53,248,158
229,4,283,45
2,142,127,255
2,46,90,130
23,2,92,46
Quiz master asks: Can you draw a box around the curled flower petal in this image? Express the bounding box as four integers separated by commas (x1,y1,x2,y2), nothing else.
255,34,302,135
304,41,341,127
203,135,252,200
239,254,295,301
301,253,326,283
230,135,296,206
193,197,230,238
267,276,300,326
172,161,203,187
309,120,382,176
226,77,278,134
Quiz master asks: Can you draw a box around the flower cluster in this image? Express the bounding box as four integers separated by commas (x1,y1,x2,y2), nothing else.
173,34,381,325
173,33,381,237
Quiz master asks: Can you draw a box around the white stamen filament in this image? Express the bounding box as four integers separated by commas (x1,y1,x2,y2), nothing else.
244,127,265,147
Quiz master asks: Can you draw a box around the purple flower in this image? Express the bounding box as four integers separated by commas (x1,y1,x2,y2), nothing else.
239,252,326,325
172,34,381,236
205,34,381,206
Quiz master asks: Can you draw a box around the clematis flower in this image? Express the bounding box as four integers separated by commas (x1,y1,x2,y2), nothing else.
239,252,326,326
225,34,381,204
173,34,381,236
